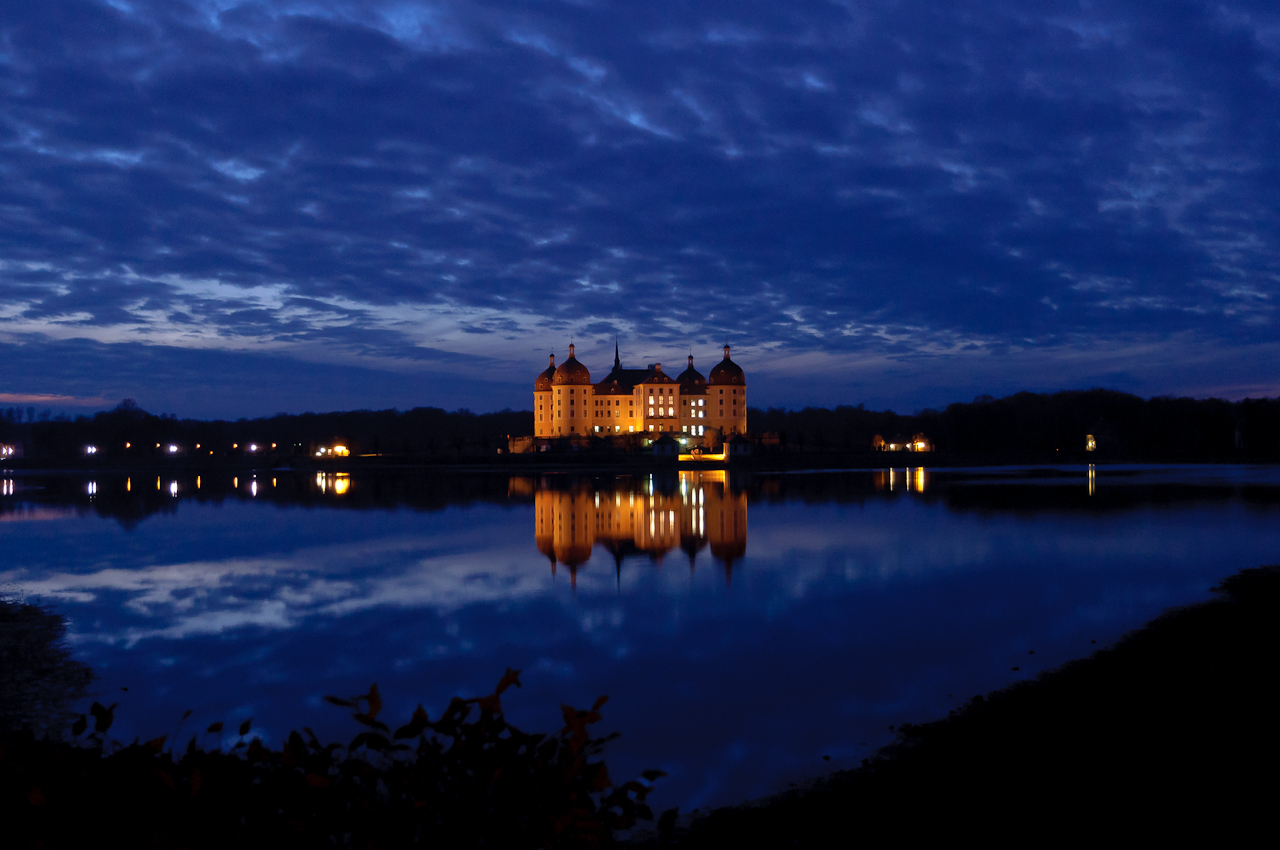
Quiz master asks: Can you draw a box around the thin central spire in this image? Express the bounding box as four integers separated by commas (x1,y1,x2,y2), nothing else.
614,338,621,369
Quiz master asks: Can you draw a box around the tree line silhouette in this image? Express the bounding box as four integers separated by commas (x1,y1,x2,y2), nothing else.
3,388,1279,464
749,389,1280,461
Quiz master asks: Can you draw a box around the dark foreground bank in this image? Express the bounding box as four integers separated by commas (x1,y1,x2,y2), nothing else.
641,566,1280,845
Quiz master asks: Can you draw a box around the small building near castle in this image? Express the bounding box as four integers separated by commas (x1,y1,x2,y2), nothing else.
533,342,748,441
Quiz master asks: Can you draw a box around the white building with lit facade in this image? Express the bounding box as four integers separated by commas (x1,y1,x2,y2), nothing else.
534,343,748,440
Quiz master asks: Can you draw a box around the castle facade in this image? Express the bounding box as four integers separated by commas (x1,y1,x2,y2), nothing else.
534,343,747,439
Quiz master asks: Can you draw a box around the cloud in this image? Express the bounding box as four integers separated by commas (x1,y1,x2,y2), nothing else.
0,392,112,406
1,0,1279,413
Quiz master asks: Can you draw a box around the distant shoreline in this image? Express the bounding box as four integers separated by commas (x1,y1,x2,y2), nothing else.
3,452,1277,477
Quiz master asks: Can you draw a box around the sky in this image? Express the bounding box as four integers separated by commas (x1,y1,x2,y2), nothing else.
2,0,1280,418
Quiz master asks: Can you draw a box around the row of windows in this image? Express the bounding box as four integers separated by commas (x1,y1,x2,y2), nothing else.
587,425,709,435
551,387,740,396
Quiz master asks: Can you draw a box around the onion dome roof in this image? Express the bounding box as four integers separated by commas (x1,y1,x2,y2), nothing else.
535,354,556,390
708,344,745,385
678,354,706,389
553,343,592,385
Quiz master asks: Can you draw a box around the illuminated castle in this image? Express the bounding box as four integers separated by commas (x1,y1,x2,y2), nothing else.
534,342,747,439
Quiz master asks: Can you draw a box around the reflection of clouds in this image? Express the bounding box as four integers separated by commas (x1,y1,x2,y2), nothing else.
8,488,1277,651
3,533,550,647
0,507,77,523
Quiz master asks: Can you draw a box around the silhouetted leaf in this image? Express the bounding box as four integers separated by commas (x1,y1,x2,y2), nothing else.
238,717,252,736
365,683,383,719
352,713,390,732
592,695,609,711
394,705,431,740
89,701,116,733
144,735,167,753
71,714,87,736
323,695,352,707
641,769,668,782
207,721,224,734
350,732,391,752
495,667,523,695
181,709,193,721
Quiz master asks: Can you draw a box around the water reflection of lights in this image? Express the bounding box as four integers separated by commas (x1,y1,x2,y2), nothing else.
251,480,258,497
3,479,14,496
534,470,746,585
126,477,131,492
87,481,97,496
878,468,929,493
169,481,179,497
315,473,351,495
1088,464,1096,497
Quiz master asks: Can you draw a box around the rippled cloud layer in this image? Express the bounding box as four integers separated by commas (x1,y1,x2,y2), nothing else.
3,1,1279,413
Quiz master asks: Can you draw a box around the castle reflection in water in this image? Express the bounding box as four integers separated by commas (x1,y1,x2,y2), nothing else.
518,471,748,587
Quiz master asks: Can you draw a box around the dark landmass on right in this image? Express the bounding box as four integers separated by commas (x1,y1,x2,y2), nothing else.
642,565,1280,845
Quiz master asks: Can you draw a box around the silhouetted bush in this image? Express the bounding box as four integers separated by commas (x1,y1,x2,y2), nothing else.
3,671,664,848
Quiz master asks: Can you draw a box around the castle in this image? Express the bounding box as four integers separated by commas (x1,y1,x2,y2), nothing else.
534,342,748,441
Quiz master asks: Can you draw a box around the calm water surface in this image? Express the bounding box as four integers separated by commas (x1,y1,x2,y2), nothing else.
3,465,1279,809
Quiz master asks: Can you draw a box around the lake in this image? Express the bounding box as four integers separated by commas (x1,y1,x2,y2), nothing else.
3,464,1279,810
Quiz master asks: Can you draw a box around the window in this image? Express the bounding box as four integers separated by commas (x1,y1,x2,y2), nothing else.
569,388,574,394
649,407,654,416
719,389,724,395
699,399,704,406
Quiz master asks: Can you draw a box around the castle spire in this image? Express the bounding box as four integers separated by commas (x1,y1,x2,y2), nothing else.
723,342,731,360
614,338,621,369
568,340,575,359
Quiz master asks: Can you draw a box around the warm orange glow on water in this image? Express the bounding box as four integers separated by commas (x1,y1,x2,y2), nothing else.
534,471,746,580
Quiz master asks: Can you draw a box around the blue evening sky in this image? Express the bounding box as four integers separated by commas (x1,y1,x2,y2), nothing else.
2,1,1278,417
